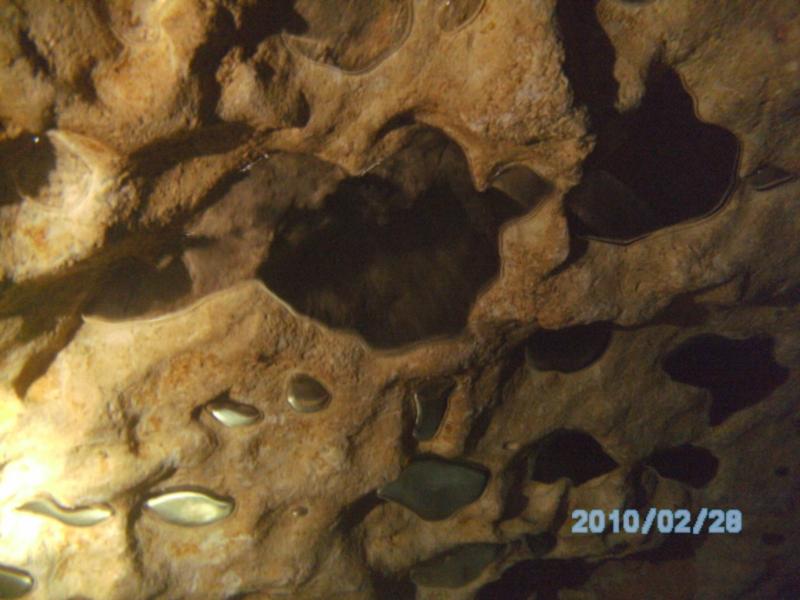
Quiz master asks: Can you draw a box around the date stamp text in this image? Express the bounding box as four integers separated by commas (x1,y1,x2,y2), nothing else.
571,508,742,535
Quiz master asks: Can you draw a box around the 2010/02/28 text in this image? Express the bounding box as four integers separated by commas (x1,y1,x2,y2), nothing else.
571,508,742,535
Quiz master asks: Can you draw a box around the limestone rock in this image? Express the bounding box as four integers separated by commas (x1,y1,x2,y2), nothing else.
0,1,799,598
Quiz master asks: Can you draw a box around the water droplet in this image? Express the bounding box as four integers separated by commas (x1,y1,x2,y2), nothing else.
412,378,454,441
0,564,33,599
287,373,331,413
747,164,796,191
17,496,113,527
378,456,489,521
437,0,485,32
205,396,262,427
410,543,503,588
144,488,234,527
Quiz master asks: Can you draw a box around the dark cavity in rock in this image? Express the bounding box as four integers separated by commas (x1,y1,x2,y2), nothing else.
525,322,612,373
378,455,489,521
529,429,618,485
477,558,593,600
644,444,719,489
259,129,529,348
564,67,739,243
86,253,193,320
662,334,789,426
0,134,56,207
525,532,557,558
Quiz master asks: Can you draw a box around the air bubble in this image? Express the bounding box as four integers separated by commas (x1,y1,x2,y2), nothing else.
287,373,331,413
205,396,262,427
17,496,113,527
144,488,234,527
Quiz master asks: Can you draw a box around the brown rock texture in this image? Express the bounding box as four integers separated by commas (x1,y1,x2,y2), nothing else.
0,1,799,598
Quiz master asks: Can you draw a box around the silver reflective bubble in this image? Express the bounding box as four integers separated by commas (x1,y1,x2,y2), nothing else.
17,496,113,527
144,488,234,527
287,373,331,413
0,564,33,599
378,456,489,521
412,377,454,441
206,396,262,427
747,164,796,191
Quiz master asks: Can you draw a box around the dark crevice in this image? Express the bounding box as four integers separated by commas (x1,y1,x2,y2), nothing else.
84,253,193,320
17,29,51,77
530,429,618,485
753,283,800,307
374,111,416,141
488,165,553,212
192,8,237,125
371,571,416,600
0,134,56,206
238,1,309,58
547,234,588,276
624,464,659,511
556,0,618,125
336,491,384,532
525,322,613,373
120,464,178,578
129,123,252,181
258,131,529,348
650,293,711,327
564,67,739,243
72,65,98,104
499,450,531,521
466,344,527,453
293,91,311,128
662,334,789,426
525,532,557,558
120,126,253,235
477,558,593,600
639,531,707,563
644,444,719,489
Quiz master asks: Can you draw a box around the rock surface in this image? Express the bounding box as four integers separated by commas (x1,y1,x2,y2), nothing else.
0,0,799,598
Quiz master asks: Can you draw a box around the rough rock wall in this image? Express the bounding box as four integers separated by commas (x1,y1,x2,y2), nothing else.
0,0,799,598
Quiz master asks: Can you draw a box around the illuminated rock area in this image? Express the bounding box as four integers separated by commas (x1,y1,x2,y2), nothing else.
0,1,799,598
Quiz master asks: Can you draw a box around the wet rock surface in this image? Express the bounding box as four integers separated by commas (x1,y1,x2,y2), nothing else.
0,1,799,598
